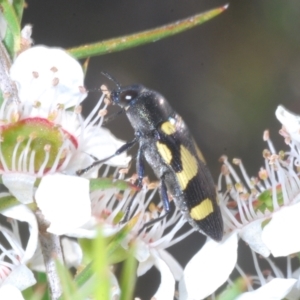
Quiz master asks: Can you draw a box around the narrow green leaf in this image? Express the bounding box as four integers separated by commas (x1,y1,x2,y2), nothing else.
120,245,137,300
216,277,249,300
35,272,50,300
12,0,25,23
1,0,21,57
55,260,78,300
93,228,110,300
68,5,228,59
0,195,19,212
89,178,133,192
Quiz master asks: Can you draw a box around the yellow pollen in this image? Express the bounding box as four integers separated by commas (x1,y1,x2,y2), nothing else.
44,144,51,152
48,111,58,121
29,132,37,139
11,112,20,123
33,101,41,108
17,136,24,143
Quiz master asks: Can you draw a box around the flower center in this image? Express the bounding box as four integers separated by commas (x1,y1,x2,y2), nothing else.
0,117,77,174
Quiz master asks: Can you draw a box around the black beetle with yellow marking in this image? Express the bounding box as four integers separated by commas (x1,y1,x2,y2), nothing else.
79,80,223,241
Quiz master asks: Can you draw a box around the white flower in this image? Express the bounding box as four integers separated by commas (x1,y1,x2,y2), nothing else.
235,250,300,300
179,233,238,300
35,173,91,235
179,105,300,299
67,176,191,300
0,285,25,300
133,190,192,300
0,45,130,234
0,205,38,292
236,278,297,300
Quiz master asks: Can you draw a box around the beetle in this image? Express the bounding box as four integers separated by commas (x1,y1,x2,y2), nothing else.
78,78,223,241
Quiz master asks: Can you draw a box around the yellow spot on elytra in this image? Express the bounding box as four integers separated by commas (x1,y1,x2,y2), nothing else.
161,121,176,135
156,141,172,164
190,198,214,220
176,145,198,190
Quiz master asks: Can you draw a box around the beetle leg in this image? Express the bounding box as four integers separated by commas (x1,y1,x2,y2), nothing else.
76,136,138,176
138,174,171,233
119,145,145,224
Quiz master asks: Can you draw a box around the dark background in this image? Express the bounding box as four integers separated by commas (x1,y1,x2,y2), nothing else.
22,0,300,298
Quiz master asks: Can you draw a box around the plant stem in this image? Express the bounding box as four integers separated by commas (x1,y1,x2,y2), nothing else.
36,209,63,300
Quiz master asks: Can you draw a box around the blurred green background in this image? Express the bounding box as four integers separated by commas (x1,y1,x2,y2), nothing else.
22,0,300,298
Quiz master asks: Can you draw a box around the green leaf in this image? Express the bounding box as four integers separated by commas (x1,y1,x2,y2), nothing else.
22,272,49,300
12,0,25,24
120,245,137,300
68,5,228,59
75,217,139,295
55,259,79,300
93,228,110,300
216,277,248,300
74,261,94,290
1,0,21,57
0,195,19,212
89,178,132,192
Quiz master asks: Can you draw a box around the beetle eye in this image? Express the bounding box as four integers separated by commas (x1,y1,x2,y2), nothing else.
120,90,138,102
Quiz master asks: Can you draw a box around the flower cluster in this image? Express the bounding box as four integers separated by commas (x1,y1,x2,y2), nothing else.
2,20,300,300
180,105,300,299
0,44,193,299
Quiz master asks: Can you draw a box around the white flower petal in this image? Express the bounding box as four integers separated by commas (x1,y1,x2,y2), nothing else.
153,255,175,300
2,173,36,204
83,127,131,167
110,271,121,299
0,284,25,300
10,46,86,109
275,105,300,143
2,264,36,291
35,174,91,235
158,249,183,281
239,219,270,257
61,238,83,268
262,203,300,257
135,240,150,263
179,232,238,300
236,278,297,300
1,204,38,263
28,245,44,272
137,255,155,277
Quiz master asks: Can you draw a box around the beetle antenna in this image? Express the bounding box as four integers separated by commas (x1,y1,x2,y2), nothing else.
101,71,121,91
